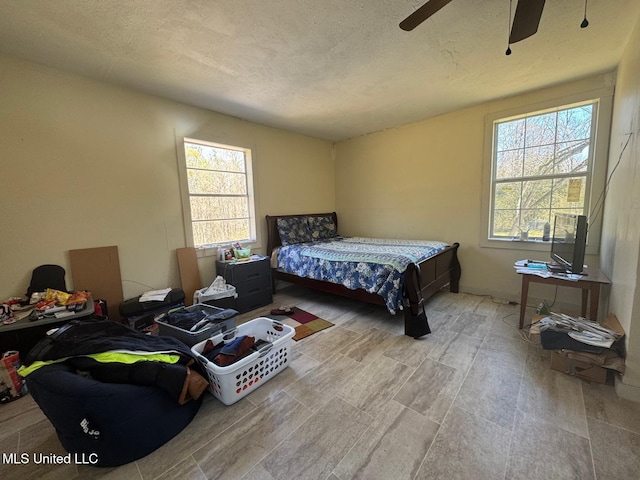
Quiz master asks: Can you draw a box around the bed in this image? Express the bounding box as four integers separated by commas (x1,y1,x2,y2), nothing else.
266,212,461,338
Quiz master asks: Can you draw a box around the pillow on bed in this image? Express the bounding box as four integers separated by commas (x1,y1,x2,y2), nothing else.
277,217,313,245
308,215,337,240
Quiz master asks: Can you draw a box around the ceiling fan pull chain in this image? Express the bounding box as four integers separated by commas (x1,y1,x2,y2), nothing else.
581,0,589,28
506,0,513,55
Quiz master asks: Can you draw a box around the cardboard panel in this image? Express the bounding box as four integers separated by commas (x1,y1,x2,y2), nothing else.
177,247,201,306
69,246,124,322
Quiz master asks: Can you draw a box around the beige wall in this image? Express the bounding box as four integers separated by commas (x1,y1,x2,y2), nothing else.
0,54,334,301
601,17,640,398
335,74,614,306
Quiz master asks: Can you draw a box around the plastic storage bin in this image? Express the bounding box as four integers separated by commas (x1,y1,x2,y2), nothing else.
193,284,237,305
191,317,295,405
155,304,237,347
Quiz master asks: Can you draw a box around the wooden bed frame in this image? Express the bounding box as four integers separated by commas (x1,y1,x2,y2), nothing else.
265,212,461,338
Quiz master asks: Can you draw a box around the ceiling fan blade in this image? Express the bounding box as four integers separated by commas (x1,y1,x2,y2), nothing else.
509,0,546,43
399,0,454,31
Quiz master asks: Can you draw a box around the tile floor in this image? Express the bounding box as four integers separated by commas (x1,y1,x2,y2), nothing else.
2,286,640,480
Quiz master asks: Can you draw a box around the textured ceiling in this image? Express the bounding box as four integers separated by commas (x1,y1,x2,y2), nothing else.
1,0,639,141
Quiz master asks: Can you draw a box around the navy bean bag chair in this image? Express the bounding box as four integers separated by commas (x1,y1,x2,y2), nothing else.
26,362,202,467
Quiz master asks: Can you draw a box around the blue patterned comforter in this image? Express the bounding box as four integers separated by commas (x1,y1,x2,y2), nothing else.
275,237,449,314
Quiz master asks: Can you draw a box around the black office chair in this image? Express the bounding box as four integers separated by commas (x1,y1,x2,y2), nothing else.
26,264,67,299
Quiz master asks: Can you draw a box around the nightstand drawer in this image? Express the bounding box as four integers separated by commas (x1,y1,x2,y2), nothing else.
236,290,272,313
216,259,270,283
234,275,271,296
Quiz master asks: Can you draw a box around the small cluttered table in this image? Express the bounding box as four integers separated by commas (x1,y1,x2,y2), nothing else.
0,291,94,357
515,261,611,329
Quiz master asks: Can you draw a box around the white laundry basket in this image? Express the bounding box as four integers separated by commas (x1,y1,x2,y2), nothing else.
191,317,295,405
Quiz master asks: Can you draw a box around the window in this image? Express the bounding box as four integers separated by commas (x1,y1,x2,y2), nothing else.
488,100,601,242
178,138,256,248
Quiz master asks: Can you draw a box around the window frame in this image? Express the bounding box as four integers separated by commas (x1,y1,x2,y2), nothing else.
480,87,613,256
176,136,258,256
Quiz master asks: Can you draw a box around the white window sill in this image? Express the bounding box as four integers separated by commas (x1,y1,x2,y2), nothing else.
480,237,597,256
195,242,262,258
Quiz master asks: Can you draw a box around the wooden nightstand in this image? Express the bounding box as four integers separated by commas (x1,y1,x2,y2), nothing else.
215,257,272,313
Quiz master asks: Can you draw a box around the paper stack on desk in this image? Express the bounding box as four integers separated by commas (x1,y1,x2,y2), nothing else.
139,288,172,302
514,259,583,281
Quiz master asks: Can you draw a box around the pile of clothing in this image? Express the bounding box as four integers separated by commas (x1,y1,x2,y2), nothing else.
201,335,270,367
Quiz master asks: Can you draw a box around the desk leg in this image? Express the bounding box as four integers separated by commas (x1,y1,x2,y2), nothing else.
590,283,601,321
581,289,588,318
520,275,529,329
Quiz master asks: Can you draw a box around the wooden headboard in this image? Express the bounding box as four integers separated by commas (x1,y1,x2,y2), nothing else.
265,212,338,254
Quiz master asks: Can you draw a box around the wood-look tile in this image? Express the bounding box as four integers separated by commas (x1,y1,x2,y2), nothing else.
246,349,321,405
421,309,458,333
517,348,588,438
341,327,398,365
339,309,402,336
470,296,501,318
383,334,434,368
453,349,523,428
478,332,528,366
284,353,365,411
448,311,492,340
3,418,77,480
155,456,205,480
506,410,594,480
487,309,524,341
240,463,276,480
193,391,311,480
0,394,48,441
427,291,481,316
333,401,439,480
583,382,640,435
588,416,640,480
295,325,362,362
260,397,371,480
415,406,511,480
338,356,412,417
136,396,257,479
427,330,483,372
76,461,143,480
393,357,463,423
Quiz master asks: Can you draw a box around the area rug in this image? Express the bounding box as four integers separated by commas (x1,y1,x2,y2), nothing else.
274,307,333,341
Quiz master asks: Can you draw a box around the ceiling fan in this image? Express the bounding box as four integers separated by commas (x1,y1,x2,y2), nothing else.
399,0,546,44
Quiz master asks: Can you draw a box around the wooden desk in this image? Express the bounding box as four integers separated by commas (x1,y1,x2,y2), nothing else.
518,267,610,329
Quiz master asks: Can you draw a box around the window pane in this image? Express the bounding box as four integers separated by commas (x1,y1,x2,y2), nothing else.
190,196,249,221
185,143,246,173
496,119,525,152
525,112,557,147
555,140,589,174
493,210,520,237
521,210,551,238
192,219,250,246
494,182,522,210
550,177,586,208
187,170,247,195
557,105,592,142
523,145,554,177
521,179,553,211
496,149,523,179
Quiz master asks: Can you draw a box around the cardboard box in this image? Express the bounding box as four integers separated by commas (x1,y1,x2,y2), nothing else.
550,351,608,384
